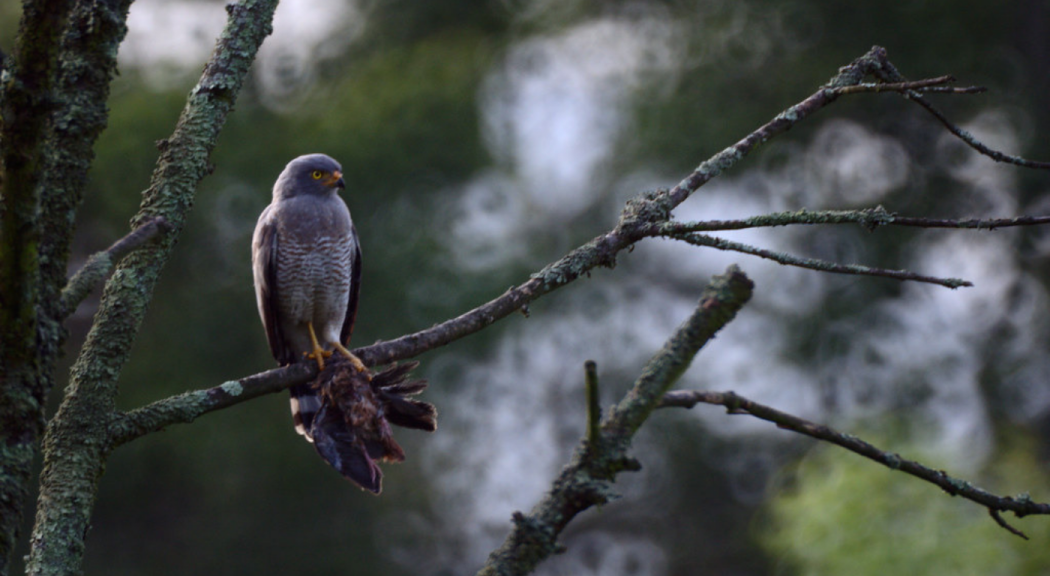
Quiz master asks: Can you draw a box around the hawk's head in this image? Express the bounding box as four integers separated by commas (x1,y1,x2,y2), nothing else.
274,153,346,199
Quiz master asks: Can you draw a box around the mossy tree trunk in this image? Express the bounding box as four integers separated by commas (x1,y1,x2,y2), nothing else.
0,1,277,574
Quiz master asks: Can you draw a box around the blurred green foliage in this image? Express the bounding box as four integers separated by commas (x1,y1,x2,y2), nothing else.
761,430,1050,575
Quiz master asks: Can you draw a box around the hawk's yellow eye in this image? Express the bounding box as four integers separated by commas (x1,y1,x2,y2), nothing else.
311,170,324,180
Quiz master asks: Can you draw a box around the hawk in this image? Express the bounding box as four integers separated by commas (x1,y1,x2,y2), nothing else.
253,153,436,493
251,153,367,440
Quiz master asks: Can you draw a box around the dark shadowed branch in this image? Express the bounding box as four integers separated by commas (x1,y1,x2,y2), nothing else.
584,360,601,447
0,0,75,570
659,389,1050,539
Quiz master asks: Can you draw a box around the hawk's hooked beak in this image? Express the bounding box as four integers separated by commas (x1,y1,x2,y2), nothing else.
325,170,345,190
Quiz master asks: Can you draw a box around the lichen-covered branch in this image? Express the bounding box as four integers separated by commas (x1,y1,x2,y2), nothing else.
33,0,138,383
476,267,754,576
357,49,891,366
57,217,171,319
659,390,1050,539
830,75,983,95
661,207,1050,233
25,2,278,574
662,45,1050,209
666,231,971,288
108,363,316,447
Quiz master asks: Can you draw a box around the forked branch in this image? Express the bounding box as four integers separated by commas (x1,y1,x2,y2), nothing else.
58,217,172,318
477,267,754,576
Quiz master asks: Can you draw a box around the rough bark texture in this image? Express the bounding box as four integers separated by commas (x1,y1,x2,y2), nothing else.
0,1,73,571
23,2,278,574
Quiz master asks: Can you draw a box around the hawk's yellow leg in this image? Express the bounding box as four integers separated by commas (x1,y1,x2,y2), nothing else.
305,322,332,370
331,341,369,375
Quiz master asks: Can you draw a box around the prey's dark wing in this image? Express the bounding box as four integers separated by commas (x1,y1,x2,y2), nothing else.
340,223,362,346
253,210,294,365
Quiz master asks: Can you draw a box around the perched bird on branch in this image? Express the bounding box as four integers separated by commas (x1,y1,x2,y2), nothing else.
251,153,435,492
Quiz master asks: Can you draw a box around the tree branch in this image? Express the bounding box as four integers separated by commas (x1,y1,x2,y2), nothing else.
854,55,1050,171
885,214,1050,229
659,389,1050,539
477,266,754,576
347,45,1043,370
108,362,316,446
357,47,902,365
830,75,985,95
57,217,171,318
584,360,600,448
26,2,279,574
661,207,1050,233
663,46,891,207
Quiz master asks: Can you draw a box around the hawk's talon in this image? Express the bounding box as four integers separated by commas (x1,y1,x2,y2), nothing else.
305,321,333,370
305,348,332,370
332,341,371,379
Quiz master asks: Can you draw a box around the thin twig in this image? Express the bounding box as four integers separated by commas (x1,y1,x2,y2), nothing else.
665,208,1050,233
910,96,1050,169
990,509,1029,540
830,76,985,95
659,389,1050,538
910,95,1050,169
888,214,1050,229
57,217,172,318
661,207,897,233
851,53,1050,170
665,231,971,288
584,360,600,448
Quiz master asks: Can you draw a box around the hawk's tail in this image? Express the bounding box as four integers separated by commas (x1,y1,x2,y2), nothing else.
289,383,321,442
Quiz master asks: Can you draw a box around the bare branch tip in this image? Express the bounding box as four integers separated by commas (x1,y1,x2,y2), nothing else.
989,508,1030,540
584,360,602,447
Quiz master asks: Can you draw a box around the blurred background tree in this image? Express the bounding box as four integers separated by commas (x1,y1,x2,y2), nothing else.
5,0,1050,574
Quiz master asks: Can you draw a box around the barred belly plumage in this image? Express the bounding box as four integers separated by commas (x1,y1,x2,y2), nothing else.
277,234,353,328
